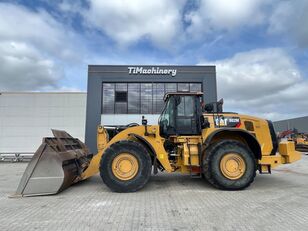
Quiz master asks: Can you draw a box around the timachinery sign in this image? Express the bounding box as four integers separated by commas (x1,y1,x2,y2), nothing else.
128,66,177,77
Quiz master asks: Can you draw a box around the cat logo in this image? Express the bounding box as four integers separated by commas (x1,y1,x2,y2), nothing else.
214,116,241,127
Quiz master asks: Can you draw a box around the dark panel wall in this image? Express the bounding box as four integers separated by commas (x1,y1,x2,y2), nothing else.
274,116,308,133
85,65,217,153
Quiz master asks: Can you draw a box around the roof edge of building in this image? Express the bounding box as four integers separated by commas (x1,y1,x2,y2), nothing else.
274,115,308,122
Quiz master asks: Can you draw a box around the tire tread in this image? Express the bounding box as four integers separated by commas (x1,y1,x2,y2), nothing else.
99,140,152,192
203,140,256,190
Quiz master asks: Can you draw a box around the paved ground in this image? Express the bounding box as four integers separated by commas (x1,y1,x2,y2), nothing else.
0,155,308,231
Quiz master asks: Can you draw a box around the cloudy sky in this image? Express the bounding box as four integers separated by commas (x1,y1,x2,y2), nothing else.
0,0,307,121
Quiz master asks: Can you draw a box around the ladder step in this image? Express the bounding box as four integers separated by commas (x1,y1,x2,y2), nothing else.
188,165,202,178
188,143,203,179
190,174,202,179
258,164,271,174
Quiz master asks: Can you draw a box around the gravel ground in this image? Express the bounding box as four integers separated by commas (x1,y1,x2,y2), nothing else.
0,154,308,231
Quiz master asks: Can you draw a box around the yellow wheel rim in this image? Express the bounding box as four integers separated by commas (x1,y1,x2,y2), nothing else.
112,153,139,181
220,153,246,180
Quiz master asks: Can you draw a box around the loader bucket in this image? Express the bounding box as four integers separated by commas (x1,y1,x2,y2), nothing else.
12,130,92,197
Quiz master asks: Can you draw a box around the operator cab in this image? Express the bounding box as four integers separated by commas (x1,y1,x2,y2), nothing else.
159,92,205,138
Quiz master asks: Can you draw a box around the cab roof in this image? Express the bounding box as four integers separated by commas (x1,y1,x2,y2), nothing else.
163,92,203,101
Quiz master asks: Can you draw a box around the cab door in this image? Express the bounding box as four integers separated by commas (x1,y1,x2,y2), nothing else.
175,95,201,135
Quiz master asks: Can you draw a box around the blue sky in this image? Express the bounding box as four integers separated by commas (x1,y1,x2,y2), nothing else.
0,0,307,120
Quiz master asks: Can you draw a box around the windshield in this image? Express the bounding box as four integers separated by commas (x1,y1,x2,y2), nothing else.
176,96,194,117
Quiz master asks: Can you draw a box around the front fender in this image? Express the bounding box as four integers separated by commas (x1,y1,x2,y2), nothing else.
81,125,173,179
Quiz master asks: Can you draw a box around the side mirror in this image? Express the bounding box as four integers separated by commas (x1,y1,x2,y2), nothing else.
201,117,210,129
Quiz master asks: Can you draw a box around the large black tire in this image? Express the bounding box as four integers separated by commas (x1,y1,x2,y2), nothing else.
100,140,152,192
203,140,256,190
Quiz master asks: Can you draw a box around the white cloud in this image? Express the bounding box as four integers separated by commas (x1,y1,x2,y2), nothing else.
84,0,186,48
186,0,267,36
201,48,308,121
0,41,61,91
269,0,308,47
58,0,308,51
0,3,85,91
0,3,82,61
0,0,307,102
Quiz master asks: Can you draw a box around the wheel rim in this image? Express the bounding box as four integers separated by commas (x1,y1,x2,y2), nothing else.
220,153,246,180
112,153,139,181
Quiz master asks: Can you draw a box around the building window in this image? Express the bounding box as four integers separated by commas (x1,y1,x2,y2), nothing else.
153,83,165,114
128,83,140,114
190,83,202,92
165,83,177,94
115,92,127,102
102,83,115,114
141,83,152,114
115,83,127,114
178,83,189,92
102,82,202,114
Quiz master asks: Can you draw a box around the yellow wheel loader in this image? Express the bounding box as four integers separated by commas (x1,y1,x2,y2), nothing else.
13,92,301,196
278,130,308,152
294,137,308,152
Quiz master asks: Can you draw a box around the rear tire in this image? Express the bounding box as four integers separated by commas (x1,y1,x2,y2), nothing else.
203,140,256,190
100,140,152,192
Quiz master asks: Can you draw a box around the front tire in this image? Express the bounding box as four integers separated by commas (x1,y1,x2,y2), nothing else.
100,140,152,192
203,140,256,190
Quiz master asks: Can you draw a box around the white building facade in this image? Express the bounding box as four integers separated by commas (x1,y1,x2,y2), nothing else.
0,92,86,154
